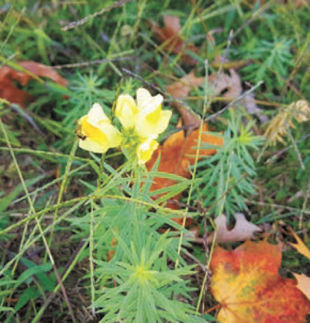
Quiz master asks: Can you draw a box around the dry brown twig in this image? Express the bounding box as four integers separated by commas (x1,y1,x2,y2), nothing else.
61,0,133,31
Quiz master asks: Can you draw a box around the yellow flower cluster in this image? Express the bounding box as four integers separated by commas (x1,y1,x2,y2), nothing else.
77,88,172,164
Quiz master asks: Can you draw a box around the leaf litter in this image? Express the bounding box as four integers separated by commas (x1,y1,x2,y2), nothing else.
210,240,310,323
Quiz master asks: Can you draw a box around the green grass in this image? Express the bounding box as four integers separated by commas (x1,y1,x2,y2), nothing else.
0,0,310,321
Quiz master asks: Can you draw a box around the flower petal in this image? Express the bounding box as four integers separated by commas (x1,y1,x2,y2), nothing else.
115,94,138,129
136,109,172,138
77,105,122,154
137,138,159,164
87,102,110,124
79,137,109,153
98,123,122,148
136,88,152,108
137,88,163,112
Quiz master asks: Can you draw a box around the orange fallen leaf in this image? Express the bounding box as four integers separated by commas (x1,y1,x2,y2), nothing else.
288,228,310,260
207,213,262,244
293,273,310,301
0,66,32,107
146,122,223,215
210,240,310,323
151,15,198,65
19,61,68,86
0,61,68,107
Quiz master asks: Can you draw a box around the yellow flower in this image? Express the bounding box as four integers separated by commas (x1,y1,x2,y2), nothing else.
115,94,138,129
136,137,159,165
77,103,122,153
115,88,172,139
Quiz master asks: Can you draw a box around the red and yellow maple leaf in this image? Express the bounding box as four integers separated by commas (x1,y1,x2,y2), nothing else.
210,240,310,323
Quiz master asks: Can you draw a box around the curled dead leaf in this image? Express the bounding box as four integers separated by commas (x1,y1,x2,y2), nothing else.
207,213,262,244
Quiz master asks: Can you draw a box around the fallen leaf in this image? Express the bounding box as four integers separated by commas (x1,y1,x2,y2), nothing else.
209,69,267,122
288,228,310,260
166,72,204,130
166,68,266,124
209,69,242,99
0,61,68,107
0,66,32,107
242,93,269,124
19,61,68,86
207,213,262,244
146,122,223,215
151,15,198,65
210,240,310,323
172,102,202,131
166,71,204,99
293,273,310,301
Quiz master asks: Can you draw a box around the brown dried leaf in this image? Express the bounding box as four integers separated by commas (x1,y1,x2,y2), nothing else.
209,69,242,98
0,61,68,107
151,15,198,65
172,102,201,131
293,273,310,301
207,213,262,244
209,69,267,122
20,61,68,86
166,71,204,99
243,93,269,123
0,67,32,107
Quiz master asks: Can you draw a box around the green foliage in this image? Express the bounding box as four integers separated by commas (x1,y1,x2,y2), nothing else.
240,38,293,90
194,109,263,217
0,0,309,321
94,234,194,322
69,164,200,322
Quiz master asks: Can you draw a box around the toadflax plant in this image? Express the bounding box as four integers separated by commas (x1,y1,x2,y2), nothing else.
72,88,203,322
77,88,171,164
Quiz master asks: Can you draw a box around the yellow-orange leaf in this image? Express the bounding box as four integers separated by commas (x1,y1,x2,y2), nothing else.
146,123,223,213
210,240,310,323
288,228,310,260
